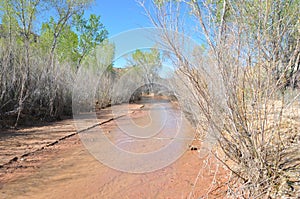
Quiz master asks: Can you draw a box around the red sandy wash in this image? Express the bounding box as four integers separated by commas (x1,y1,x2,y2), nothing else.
0,103,229,199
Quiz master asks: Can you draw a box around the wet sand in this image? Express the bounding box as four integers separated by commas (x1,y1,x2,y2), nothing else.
0,98,228,198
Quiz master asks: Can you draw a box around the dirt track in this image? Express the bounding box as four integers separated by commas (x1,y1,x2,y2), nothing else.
0,99,227,198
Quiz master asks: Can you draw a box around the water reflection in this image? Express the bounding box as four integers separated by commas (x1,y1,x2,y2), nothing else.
79,96,195,173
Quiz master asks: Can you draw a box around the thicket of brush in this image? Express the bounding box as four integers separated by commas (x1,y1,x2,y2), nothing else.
0,0,113,127
142,0,300,197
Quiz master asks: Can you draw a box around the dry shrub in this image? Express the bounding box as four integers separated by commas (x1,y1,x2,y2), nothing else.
142,0,300,197
0,38,74,126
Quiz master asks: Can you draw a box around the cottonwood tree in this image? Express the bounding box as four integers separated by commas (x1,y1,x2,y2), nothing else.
73,11,108,69
40,0,96,116
0,1,19,52
127,48,162,93
46,0,92,68
40,19,79,64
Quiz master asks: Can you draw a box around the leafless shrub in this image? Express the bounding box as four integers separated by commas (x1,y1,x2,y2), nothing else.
141,0,300,197
0,35,74,126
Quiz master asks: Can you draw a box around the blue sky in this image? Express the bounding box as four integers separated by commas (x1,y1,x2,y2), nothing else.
84,1,203,72
86,0,152,36
84,1,156,68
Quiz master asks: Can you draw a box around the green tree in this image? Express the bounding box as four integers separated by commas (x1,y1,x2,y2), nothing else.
128,48,162,92
95,39,115,71
73,11,108,69
41,0,93,116
40,18,79,64
46,0,93,69
0,1,20,47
